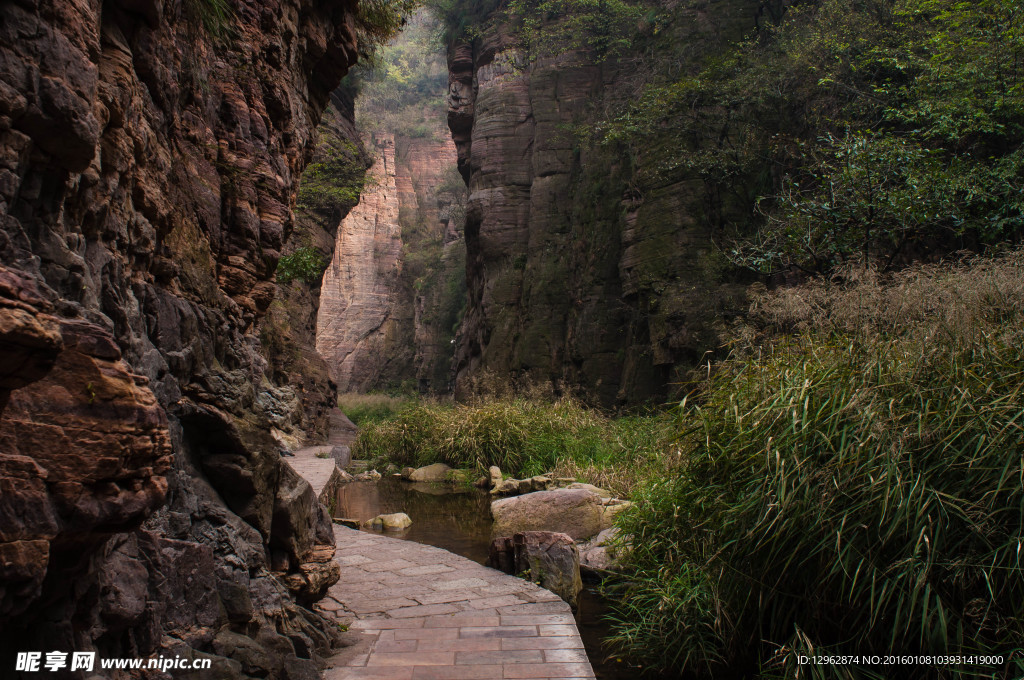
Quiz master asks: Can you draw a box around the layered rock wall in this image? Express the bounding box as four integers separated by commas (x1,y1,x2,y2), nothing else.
317,134,405,391
0,0,359,675
447,3,759,404
317,132,463,393
261,93,369,447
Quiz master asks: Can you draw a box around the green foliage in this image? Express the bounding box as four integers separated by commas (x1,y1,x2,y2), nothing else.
422,0,503,47
353,393,671,495
296,133,366,219
352,11,450,139
506,0,648,61
276,247,326,285
355,0,421,60
738,133,1023,272
596,0,1024,274
611,251,1024,677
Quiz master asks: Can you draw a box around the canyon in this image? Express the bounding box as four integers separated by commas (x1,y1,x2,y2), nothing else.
316,13,466,397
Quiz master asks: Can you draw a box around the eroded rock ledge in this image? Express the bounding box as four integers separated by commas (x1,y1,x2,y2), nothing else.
0,0,360,675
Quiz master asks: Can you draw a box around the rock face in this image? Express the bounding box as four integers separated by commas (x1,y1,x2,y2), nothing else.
261,93,369,447
317,132,464,394
491,488,605,541
488,531,582,608
0,268,172,620
0,0,360,674
317,135,405,391
446,3,759,405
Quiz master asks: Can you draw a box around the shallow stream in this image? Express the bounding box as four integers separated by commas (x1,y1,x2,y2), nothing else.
334,475,645,679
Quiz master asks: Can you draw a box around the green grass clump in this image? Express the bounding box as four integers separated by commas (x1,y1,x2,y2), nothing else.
338,393,416,426
352,395,670,495
183,0,234,42
610,251,1024,678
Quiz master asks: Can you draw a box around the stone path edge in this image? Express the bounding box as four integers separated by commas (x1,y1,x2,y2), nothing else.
315,526,597,679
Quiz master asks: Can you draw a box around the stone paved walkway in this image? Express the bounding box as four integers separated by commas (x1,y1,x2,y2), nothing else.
288,446,339,500
317,526,597,680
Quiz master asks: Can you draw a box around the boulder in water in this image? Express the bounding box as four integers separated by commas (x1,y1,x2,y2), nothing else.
365,513,412,531
488,531,582,608
491,488,604,541
408,462,452,482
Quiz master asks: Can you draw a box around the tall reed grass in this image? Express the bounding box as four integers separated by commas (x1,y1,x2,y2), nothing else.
610,250,1024,678
352,395,671,497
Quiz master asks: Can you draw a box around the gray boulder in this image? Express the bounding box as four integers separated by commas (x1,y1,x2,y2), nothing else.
578,527,623,576
567,482,613,498
599,498,633,530
331,445,352,468
491,488,604,541
407,462,452,482
488,531,582,608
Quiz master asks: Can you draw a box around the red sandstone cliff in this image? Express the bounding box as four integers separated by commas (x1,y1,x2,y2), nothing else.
317,131,463,394
0,0,358,674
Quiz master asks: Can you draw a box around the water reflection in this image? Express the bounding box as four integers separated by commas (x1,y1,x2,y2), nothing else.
333,474,647,679
334,475,494,564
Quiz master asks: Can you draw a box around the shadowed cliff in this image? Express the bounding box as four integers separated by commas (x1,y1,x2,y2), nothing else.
0,0,364,675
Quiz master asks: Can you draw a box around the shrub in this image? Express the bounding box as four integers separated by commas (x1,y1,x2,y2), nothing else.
354,0,419,61
276,247,326,284
610,250,1024,678
296,134,366,219
183,0,233,42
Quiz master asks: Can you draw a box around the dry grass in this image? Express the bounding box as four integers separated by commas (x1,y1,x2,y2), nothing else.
745,247,1024,348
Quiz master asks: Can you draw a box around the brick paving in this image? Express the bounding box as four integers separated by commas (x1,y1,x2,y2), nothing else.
318,526,596,680
288,446,338,500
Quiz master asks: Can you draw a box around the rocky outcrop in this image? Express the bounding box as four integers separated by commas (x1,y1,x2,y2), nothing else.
491,488,605,541
317,131,464,394
260,95,369,448
317,134,405,391
447,3,760,405
488,531,582,608
0,0,360,675
0,268,172,620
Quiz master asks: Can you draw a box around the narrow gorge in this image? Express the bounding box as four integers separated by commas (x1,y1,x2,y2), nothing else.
3,0,1022,678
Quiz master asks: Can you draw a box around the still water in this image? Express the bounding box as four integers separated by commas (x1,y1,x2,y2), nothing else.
333,475,645,679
